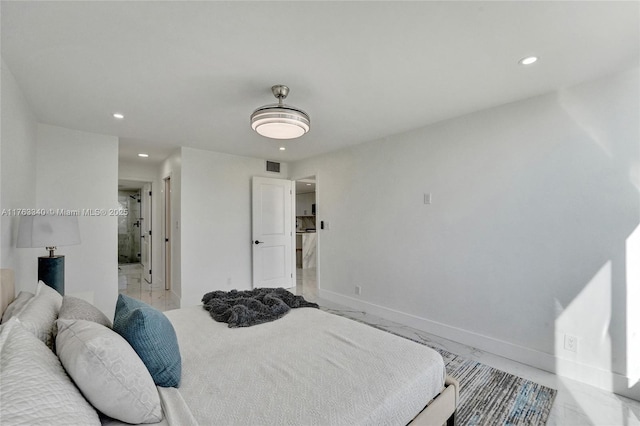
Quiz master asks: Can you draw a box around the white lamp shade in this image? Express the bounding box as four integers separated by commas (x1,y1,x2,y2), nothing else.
17,215,81,248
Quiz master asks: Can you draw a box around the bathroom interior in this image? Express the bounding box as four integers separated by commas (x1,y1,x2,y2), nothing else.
118,189,142,265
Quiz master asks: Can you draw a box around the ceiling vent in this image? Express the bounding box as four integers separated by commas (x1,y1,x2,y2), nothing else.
266,161,281,173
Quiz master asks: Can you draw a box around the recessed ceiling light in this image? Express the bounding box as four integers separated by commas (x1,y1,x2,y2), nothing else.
279,147,286,151
138,153,149,158
113,113,124,119
519,56,538,66
306,183,312,186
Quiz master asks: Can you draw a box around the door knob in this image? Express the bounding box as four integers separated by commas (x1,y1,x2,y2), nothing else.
254,240,264,245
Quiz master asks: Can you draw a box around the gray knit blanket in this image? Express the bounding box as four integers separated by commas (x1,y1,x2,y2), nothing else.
201,288,319,328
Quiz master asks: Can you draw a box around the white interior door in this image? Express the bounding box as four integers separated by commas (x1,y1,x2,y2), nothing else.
252,177,293,289
141,183,152,284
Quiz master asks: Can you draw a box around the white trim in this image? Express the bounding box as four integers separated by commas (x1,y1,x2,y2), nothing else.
319,288,640,400
290,182,296,288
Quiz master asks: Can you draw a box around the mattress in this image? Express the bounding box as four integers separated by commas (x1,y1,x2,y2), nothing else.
161,305,446,425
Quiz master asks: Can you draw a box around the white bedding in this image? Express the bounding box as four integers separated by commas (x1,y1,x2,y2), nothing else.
160,305,445,425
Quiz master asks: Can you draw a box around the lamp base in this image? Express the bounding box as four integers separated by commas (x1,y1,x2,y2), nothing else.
38,256,65,295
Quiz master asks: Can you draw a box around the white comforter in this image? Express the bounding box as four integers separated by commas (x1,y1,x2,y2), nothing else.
157,305,445,426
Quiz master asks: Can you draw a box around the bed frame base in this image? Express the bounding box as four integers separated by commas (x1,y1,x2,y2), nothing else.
409,376,459,426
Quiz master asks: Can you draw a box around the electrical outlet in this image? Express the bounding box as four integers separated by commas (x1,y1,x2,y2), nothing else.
355,285,361,295
564,334,577,353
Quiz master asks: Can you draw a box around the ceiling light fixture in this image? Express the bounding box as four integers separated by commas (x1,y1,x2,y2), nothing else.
519,56,538,65
138,153,149,158
113,113,124,119
279,147,286,151
250,85,310,139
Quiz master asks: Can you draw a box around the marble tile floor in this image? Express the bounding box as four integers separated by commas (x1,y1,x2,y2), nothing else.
118,265,317,313
294,267,318,301
292,276,640,425
117,263,180,312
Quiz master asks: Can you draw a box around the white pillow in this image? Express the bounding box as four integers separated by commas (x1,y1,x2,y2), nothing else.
59,295,112,328
0,318,100,425
56,319,163,424
14,281,62,349
1,290,34,324
53,295,113,340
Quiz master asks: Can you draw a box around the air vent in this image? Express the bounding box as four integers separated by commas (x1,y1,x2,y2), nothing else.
266,161,281,173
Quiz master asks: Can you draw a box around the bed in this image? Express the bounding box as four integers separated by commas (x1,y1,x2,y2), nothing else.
0,268,458,425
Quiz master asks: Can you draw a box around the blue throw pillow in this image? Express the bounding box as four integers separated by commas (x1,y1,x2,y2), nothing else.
113,294,181,388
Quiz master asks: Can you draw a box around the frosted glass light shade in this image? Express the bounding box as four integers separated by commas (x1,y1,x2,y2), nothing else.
17,215,81,248
251,106,310,140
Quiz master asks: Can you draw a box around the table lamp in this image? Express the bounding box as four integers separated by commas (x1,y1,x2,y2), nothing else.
17,215,81,295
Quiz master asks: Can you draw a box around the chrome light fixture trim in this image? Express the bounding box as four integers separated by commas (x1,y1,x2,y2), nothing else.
250,85,310,139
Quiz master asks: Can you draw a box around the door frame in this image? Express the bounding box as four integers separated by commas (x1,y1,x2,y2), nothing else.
291,173,320,292
163,176,171,291
117,179,153,273
141,182,153,284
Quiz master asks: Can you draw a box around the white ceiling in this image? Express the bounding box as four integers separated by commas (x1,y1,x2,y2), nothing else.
295,178,316,195
2,1,638,165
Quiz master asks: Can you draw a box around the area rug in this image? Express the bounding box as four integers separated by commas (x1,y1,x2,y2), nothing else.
439,347,556,425
324,308,556,425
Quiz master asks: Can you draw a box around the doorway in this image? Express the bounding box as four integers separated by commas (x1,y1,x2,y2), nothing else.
140,182,152,284
117,180,153,300
294,176,318,301
118,188,142,265
117,179,178,311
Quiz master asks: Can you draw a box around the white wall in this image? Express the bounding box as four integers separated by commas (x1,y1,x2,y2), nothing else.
0,59,39,288
290,67,640,398
2,60,120,317
119,159,163,288
36,124,119,317
160,149,182,302
179,147,287,306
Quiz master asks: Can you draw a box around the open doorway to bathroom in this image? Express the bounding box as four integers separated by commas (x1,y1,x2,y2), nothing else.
294,176,318,301
117,180,152,280
118,187,143,265
118,180,159,307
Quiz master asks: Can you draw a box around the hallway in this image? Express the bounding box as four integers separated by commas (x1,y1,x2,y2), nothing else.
118,264,179,312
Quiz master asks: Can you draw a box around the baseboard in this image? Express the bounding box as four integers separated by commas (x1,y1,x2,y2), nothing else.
319,288,640,400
